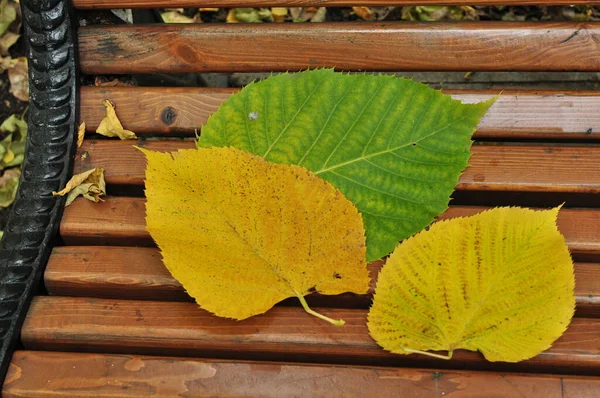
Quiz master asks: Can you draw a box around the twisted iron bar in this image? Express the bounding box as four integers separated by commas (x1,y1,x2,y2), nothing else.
0,0,77,380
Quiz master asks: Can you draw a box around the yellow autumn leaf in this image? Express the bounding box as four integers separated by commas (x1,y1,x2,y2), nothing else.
52,167,106,206
96,100,137,140
77,122,85,148
368,206,575,362
142,147,370,325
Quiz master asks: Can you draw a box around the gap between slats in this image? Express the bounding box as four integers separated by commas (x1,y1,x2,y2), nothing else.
5,351,600,398
20,296,600,375
78,23,600,74
79,87,600,140
44,246,600,317
74,140,600,193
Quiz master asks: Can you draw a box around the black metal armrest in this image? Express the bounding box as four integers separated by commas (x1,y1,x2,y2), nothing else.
0,0,77,382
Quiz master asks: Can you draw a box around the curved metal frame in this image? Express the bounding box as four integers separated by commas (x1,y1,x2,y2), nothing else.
0,0,77,380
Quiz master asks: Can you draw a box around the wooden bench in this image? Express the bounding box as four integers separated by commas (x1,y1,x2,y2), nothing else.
0,0,599,396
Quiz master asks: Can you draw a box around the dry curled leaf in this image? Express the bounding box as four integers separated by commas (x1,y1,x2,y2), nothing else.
52,168,106,206
142,147,370,325
96,100,137,140
8,57,28,102
0,31,18,56
77,122,85,148
0,167,19,208
368,206,575,362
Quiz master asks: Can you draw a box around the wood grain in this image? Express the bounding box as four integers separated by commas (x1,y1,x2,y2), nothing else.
80,87,600,139
60,197,600,258
45,246,600,317
74,140,600,193
73,0,600,8
78,23,600,74
6,351,600,398
21,296,600,375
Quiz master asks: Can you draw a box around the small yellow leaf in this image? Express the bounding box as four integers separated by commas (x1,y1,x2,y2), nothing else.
77,122,85,148
142,147,370,324
353,6,373,20
1,148,13,164
368,206,575,362
226,9,239,23
52,168,106,206
272,7,288,22
96,100,137,140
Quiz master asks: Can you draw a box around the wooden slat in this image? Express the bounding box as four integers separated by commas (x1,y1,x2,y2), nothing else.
59,197,600,257
80,87,600,139
45,246,600,317
79,23,600,74
73,0,600,8
75,140,600,193
6,351,600,398
21,296,600,375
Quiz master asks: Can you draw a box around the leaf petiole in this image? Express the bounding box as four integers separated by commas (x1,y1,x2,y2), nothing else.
403,348,453,360
296,293,345,326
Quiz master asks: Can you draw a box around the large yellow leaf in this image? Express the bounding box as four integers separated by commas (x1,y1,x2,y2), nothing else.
368,207,575,362
142,147,370,324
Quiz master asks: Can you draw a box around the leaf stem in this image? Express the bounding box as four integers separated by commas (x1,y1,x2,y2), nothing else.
296,294,345,326
404,349,453,360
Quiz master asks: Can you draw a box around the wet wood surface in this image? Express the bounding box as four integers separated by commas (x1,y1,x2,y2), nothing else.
80,87,600,139
45,246,600,317
78,23,600,74
74,140,600,193
7,351,600,398
59,197,600,256
21,297,600,375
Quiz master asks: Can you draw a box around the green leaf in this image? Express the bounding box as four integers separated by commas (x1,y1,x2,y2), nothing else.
0,0,16,37
198,69,493,261
0,113,27,170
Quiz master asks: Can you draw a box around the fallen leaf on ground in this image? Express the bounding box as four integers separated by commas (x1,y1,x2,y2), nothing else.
77,122,85,148
271,7,288,22
8,57,28,102
52,168,106,206
368,206,575,362
142,147,370,324
352,7,372,20
0,31,18,55
0,113,27,170
0,0,17,37
0,167,19,207
96,100,137,140
290,7,327,22
94,77,133,87
161,10,201,23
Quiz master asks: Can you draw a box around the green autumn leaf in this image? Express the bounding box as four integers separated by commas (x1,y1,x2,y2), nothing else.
0,0,16,37
198,69,493,261
0,113,27,170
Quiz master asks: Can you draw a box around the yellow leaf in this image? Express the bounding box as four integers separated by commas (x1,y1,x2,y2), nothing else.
226,9,239,23
77,122,85,148
142,147,370,325
368,206,575,362
272,7,288,22
52,168,106,206
353,6,373,20
1,148,13,164
96,100,137,140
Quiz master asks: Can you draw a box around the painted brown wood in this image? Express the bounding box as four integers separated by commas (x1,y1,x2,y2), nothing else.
80,87,600,139
45,246,600,317
60,197,600,258
78,23,600,74
74,140,600,193
6,351,600,398
21,296,600,375
73,0,600,8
